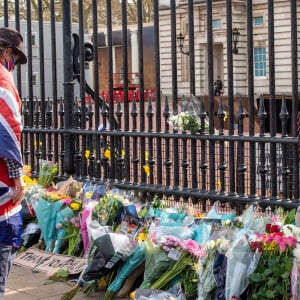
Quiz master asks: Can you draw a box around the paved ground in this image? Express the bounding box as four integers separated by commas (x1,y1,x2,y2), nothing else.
5,264,130,300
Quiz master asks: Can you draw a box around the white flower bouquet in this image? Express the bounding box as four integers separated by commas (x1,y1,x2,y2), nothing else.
168,112,201,133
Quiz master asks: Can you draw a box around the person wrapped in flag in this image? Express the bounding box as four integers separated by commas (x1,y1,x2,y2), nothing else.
0,27,27,300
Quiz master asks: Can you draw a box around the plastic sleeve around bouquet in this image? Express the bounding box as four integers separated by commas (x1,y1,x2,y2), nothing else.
107,242,145,293
82,232,133,283
197,253,216,300
38,160,58,187
134,283,186,300
53,206,75,254
80,203,96,258
153,225,194,242
291,259,300,300
212,250,227,299
225,236,256,299
34,198,63,252
139,238,176,289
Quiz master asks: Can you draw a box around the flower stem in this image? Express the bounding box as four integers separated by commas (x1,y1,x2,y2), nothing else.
151,253,192,290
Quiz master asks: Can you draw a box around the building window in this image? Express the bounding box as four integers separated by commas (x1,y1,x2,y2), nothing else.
31,33,37,46
212,19,221,29
254,16,264,26
32,73,38,85
254,47,266,77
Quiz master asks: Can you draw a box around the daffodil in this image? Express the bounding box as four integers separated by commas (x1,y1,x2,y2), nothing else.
84,149,90,159
22,175,37,185
104,148,111,160
143,164,150,176
224,111,228,121
98,278,107,288
129,291,135,299
70,202,81,211
145,151,149,162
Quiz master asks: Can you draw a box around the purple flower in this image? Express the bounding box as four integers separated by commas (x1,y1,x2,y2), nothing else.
56,223,63,229
162,245,170,252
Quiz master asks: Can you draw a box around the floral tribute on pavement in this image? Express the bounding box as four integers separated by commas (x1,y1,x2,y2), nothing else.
21,161,300,300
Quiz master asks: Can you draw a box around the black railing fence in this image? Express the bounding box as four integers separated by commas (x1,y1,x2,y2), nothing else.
1,0,300,210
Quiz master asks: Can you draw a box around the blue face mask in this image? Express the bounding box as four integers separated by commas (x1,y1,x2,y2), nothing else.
5,57,15,72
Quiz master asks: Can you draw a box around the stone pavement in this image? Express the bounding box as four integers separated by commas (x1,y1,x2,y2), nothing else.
5,264,130,300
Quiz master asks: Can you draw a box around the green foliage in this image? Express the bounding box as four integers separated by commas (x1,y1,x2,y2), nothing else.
92,192,121,230
284,208,296,225
248,251,293,299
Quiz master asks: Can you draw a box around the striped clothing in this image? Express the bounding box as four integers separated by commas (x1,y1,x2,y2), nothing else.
0,63,23,247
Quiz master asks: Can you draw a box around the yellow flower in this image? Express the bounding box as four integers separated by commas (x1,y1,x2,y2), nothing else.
224,111,228,121
193,262,200,272
104,148,111,160
85,149,90,160
143,164,150,176
98,278,107,288
121,150,125,158
85,191,93,200
129,291,135,299
23,165,32,176
136,232,146,242
70,202,81,211
22,175,37,185
33,141,43,149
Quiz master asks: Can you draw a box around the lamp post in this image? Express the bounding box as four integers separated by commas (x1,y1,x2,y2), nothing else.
232,28,240,54
176,32,189,56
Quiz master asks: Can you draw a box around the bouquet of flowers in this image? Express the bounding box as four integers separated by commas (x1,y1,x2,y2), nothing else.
248,224,297,300
139,238,176,289
168,112,201,133
56,215,81,256
150,235,206,294
168,95,209,134
198,238,230,300
38,159,58,187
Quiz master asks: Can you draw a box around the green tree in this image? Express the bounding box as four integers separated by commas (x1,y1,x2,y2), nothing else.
0,0,153,27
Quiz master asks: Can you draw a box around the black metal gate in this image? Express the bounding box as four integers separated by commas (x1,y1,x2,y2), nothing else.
1,0,299,210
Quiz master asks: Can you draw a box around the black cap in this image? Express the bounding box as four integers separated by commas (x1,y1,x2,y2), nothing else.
0,28,27,65
10,45,27,64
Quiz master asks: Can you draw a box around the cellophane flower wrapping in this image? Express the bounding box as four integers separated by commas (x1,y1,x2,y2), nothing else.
91,190,123,230
167,95,207,134
53,206,76,254
197,251,215,300
291,259,300,300
80,181,106,208
81,232,134,284
80,201,97,258
134,282,186,300
38,159,58,187
225,235,256,299
106,242,145,293
139,238,176,289
150,236,206,292
168,112,201,133
147,207,194,242
291,235,300,299
34,198,63,251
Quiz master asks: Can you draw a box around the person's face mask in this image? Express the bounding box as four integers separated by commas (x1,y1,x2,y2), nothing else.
5,57,15,72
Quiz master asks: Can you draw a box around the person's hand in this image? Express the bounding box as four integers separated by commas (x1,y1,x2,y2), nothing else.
12,176,25,204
